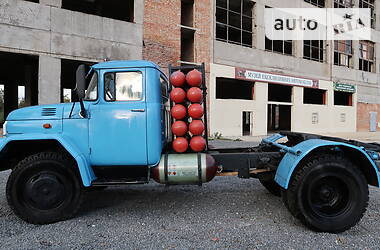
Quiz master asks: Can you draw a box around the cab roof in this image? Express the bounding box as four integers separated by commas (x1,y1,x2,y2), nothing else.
91,60,161,70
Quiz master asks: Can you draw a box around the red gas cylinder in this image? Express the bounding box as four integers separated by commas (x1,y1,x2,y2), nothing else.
190,136,206,152
170,88,186,103
189,120,205,136
188,104,204,119
187,87,203,103
171,104,187,120
173,137,188,153
170,71,186,87
186,69,202,87
172,121,188,136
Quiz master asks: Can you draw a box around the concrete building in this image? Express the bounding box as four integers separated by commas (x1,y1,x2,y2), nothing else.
1,0,380,136
209,0,380,136
0,0,143,121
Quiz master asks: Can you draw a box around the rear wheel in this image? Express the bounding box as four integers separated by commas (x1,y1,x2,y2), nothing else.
6,152,83,224
282,155,369,233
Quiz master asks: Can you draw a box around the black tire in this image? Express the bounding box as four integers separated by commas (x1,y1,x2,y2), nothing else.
282,154,368,233
6,152,84,224
259,179,281,197
85,186,107,192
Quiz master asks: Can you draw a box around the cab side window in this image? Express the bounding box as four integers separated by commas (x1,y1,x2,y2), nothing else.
104,71,143,101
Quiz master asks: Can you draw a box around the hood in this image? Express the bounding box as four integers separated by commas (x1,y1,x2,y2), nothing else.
6,104,67,121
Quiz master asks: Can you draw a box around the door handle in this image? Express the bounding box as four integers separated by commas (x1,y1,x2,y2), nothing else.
131,109,145,112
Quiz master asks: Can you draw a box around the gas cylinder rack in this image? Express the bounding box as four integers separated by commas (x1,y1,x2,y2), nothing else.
168,63,209,152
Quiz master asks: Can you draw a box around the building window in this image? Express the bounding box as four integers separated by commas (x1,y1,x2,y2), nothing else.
265,37,293,55
304,88,327,105
216,78,254,100
216,0,254,47
359,41,375,72
359,0,376,28
304,0,325,8
24,0,39,3
304,40,325,63
334,91,353,106
62,0,134,23
334,0,352,8
334,40,353,68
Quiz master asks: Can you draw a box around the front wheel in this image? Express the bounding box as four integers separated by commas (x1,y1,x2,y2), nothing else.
282,155,369,233
6,152,84,224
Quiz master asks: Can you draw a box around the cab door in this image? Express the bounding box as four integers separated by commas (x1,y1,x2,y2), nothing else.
88,68,147,166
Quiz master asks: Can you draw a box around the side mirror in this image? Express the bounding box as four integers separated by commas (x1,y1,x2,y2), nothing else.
75,64,86,99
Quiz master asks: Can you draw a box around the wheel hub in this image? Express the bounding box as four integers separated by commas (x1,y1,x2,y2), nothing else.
309,177,349,216
23,173,66,210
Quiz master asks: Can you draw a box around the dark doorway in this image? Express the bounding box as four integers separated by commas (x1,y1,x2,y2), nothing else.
267,104,291,131
242,111,252,136
0,52,39,124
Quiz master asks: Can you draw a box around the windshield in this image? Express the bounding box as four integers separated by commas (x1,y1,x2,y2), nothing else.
84,71,98,101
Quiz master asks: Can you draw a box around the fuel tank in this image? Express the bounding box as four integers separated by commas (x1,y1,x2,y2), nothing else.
151,153,217,185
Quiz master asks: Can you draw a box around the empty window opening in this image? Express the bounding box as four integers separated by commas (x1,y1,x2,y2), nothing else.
181,0,194,27
216,0,254,47
181,28,195,63
304,0,325,7
303,88,327,105
216,78,254,100
61,59,94,103
0,52,38,124
242,111,253,136
304,40,325,62
334,40,353,68
359,40,375,72
267,104,291,131
61,0,134,23
265,37,293,55
24,0,39,3
334,0,352,8
268,84,292,103
359,0,376,28
334,91,353,106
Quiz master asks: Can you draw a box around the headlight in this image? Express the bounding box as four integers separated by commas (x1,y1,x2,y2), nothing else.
3,121,7,136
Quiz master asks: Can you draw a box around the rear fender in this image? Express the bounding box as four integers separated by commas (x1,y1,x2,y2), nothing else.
0,134,95,187
275,139,380,189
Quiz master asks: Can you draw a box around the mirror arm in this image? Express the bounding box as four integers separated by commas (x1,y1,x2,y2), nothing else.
79,98,87,118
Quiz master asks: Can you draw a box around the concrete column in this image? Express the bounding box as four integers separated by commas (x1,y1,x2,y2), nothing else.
376,0,380,32
254,1,266,50
4,80,18,118
40,0,62,8
352,40,360,70
134,0,145,25
24,65,32,106
294,41,303,58
38,56,61,105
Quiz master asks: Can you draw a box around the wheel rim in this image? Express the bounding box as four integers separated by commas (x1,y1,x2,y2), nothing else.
22,172,66,210
307,175,350,217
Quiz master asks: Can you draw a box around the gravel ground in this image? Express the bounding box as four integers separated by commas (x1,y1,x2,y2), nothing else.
1,169,380,249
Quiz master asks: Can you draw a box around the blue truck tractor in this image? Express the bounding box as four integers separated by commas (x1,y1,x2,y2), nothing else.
0,60,379,233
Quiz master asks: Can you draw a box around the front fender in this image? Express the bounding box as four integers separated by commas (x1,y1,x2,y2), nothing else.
274,139,380,189
0,134,95,187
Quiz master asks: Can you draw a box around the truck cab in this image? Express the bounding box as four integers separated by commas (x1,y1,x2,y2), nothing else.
1,61,171,185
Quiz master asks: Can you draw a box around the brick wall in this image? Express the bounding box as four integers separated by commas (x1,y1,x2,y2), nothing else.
357,102,380,131
143,0,212,73
143,0,181,71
